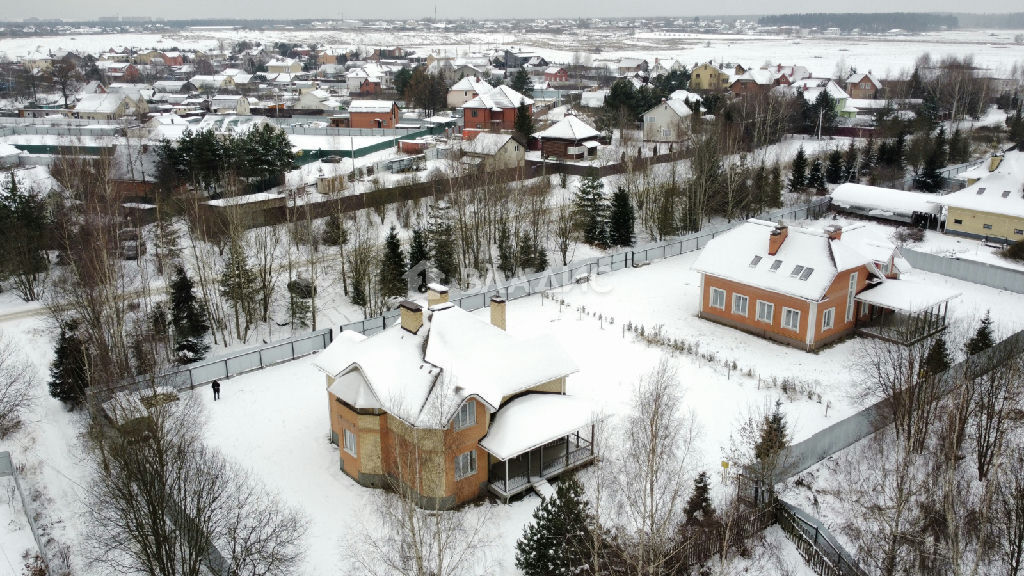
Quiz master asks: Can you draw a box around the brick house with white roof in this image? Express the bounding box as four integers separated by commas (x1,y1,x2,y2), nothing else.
462,85,533,135
693,220,958,350
315,288,597,508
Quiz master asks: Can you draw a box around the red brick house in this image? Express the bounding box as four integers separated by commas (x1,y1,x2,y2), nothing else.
462,85,533,136
544,67,569,83
358,78,382,96
348,100,400,129
314,288,596,509
845,72,883,99
693,220,958,350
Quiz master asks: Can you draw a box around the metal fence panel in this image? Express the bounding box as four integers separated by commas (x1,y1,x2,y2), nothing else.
293,333,325,356
902,248,1024,294
260,343,294,365
225,351,262,375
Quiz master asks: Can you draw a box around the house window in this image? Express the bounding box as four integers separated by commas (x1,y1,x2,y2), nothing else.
732,294,749,316
782,308,801,331
1016,229,1023,235
709,287,726,310
343,429,357,457
822,307,835,331
455,449,477,480
454,400,476,430
471,110,478,118
846,272,858,322
983,224,993,230
953,219,963,225
756,300,774,323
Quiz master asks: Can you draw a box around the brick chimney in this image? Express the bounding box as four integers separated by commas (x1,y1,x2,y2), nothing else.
825,224,842,240
768,224,789,256
990,154,1004,172
427,284,449,308
400,300,423,334
490,296,506,331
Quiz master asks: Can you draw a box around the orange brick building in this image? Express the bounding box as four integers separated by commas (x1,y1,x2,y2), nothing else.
693,220,956,350
347,100,400,129
462,85,533,135
315,287,597,509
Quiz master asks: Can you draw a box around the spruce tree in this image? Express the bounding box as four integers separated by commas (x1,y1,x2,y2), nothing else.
573,174,609,246
684,471,716,526
861,133,876,177
409,226,430,268
825,149,843,184
429,202,460,286
754,400,790,485
510,67,534,97
808,157,826,193
379,226,408,299
497,222,517,280
965,311,995,356
515,476,593,576
948,127,970,164
843,140,859,183
751,162,768,214
169,265,209,364
514,101,534,139
608,187,636,247
768,163,783,208
789,145,807,192
916,126,947,193
49,323,89,408
219,239,259,341
922,335,952,378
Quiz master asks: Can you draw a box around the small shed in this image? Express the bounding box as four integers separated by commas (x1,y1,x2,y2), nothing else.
532,115,601,160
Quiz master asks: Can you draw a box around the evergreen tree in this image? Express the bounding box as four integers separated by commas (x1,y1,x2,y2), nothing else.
965,311,995,356
510,68,533,97
947,127,970,165
789,146,807,192
921,335,952,379
751,162,769,213
843,140,859,183
515,476,593,576
429,202,460,286
219,239,259,341
379,226,408,299
573,174,609,246
513,101,534,139
497,221,517,280
409,226,430,268
1009,110,1024,149
48,323,89,408
321,213,348,247
768,163,784,208
684,471,716,526
808,157,827,193
608,188,636,247
755,400,789,465
0,171,48,301
825,149,843,184
529,233,549,272
861,133,876,176
916,126,947,193
169,265,210,364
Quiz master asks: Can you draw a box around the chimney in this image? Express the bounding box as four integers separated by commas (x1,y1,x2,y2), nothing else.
825,224,842,240
990,154,1004,172
399,300,423,334
768,224,789,256
427,283,449,308
490,296,506,331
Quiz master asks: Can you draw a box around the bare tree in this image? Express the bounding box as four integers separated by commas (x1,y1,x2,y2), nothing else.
554,203,576,267
0,331,34,437
50,59,82,109
997,447,1024,576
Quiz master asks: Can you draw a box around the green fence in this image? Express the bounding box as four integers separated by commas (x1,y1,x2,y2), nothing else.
293,127,436,167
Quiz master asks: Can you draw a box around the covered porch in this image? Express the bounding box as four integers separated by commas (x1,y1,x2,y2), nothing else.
478,394,598,501
855,278,960,345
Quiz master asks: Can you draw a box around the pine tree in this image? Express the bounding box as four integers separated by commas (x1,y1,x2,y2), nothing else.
808,157,826,193
514,101,534,139
515,476,593,576
789,145,807,192
379,226,408,299
169,265,209,364
921,335,952,379
916,126,947,193
825,149,843,184
429,202,460,286
843,140,859,183
861,133,876,176
497,221,517,279
510,67,533,97
608,188,635,247
768,163,783,208
684,471,716,526
48,323,89,407
409,226,430,268
947,127,970,164
573,174,609,246
965,311,995,356
219,239,259,341
755,400,789,465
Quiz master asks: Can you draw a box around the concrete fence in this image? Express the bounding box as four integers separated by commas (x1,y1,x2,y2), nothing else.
0,451,60,574
902,248,1024,294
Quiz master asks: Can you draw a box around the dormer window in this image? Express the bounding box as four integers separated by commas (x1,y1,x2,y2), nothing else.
454,399,476,430
1003,190,1012,198
749,255,763,268
977,187,986,195
769,260,783,272
790,265,805,277
799,267,814,280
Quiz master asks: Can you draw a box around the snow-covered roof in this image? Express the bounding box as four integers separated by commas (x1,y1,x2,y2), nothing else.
831,183,943,217
478,394,597,460
533,115,600,141
793,78,850,102
580,90,608,108
348,100,397,113
855,278,960,313
846,72,883,89
449,76,490,94
931,152,1024,218
315,303,578,429
669,89,702,103
734,69,775,85
692,219,891,301
462,133,514,156
75,92,128,114
463,85,534,110
646,99,692,119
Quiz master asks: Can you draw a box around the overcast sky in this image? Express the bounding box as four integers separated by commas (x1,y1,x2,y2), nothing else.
6,2,1017,22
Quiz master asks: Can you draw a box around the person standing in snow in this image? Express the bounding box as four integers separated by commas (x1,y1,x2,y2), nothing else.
212,380,221,401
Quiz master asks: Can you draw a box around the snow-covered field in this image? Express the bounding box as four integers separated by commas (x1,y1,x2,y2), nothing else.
197,241,1024,574
0,476,38,576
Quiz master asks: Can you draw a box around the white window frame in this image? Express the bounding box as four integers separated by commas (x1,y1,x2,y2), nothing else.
454,400,476,430
709,287,726,310
846,272,858,322
343,428,357,457
782,307,801,332
756,300,774,324
822,307,835,331
455,449,478,480
732,294,749,316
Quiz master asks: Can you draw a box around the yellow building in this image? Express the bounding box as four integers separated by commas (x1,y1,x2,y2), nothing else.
690,62,731,92
314,286,597,509
934,152,1024,243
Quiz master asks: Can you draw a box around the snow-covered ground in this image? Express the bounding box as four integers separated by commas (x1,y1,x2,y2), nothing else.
196,241,1024,575
0,476,38,576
